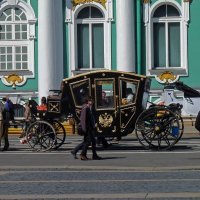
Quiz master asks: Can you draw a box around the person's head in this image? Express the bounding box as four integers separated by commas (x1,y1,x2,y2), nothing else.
86,96,93,106
41,96,47,105
126,88,133,95
102,91,106,98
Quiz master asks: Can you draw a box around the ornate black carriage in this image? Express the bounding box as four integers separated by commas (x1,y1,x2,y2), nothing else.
41,70,184,151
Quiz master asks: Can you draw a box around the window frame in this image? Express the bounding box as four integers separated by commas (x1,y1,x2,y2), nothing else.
0,7,29,71
76,15,105,70
0,1,36,79
144,0,189,79
152,16,182,69
66,2,113,76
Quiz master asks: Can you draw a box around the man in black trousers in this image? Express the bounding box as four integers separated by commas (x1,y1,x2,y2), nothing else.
71,96,102,160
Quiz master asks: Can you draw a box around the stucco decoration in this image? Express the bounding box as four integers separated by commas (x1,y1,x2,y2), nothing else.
2,74,26,88
72,0,107,9
155,71,179,84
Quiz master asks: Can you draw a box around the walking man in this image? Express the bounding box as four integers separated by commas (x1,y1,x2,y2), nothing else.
71,96,102,160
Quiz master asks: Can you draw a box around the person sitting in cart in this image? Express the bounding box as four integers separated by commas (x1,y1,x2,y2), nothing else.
126,88,134,103
37,96,47,111
121,88,134,105
99,91,109,107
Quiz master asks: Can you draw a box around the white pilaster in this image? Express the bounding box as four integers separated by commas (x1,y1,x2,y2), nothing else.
38,0,64,101
116,0,135,72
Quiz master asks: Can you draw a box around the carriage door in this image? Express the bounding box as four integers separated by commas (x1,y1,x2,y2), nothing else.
94,78,118,134
119,78,138,133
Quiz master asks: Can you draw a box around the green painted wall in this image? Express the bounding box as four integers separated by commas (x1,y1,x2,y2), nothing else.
180,0,200,89
63,0,69,78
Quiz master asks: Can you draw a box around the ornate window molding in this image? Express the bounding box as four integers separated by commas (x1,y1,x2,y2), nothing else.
144,0,190,83
66,0,113,76
0,0,36,87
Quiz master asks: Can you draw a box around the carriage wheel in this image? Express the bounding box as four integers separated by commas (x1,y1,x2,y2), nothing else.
51,120,66,149
26,120,56,152
135,106,183,150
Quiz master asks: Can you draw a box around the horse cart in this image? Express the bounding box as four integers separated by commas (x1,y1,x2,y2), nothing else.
7,99,67,152
19,70,189,151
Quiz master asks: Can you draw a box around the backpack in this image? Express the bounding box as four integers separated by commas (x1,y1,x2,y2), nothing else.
195,111,200,132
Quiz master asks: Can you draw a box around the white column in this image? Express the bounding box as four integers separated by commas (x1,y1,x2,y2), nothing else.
116,0,135,72
38,0,63,101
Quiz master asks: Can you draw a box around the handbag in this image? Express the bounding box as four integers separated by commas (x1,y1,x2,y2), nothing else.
77,123,85,136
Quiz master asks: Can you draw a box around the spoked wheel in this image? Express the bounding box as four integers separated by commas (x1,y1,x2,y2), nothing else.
26,120,56,152
51,120,66,149
135,106,184,150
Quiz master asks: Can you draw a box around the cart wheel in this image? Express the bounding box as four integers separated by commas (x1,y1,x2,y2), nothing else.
26,120,56,152
135,106,183,150
51,120,66,149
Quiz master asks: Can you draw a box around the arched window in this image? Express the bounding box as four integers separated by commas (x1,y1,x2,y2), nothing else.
144,1,189,79
0,7,29,71
76,6,104,69
152,4,181,68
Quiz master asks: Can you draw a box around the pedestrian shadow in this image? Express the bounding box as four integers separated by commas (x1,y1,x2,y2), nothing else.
98,156,126,160
96,144,195,152
169,145,193,151
97,145,146,151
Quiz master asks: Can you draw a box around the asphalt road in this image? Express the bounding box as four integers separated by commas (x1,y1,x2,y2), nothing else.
0,124,200,199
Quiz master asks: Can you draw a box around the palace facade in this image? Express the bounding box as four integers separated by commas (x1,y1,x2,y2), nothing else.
0,0,198,115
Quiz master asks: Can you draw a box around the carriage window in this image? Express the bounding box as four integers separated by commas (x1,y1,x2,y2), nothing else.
120,80,137,105
95,80,114,109
70,80,90,106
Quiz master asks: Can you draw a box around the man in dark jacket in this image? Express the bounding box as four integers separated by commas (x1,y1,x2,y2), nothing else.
1,97,15,151
71,96,101,160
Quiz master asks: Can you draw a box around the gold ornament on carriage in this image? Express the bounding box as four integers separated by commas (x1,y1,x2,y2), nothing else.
99,113,113,128
48,102,60,113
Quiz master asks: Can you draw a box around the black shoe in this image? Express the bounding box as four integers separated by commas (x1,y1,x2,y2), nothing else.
70,150,78,159
1,146,9,151
80,154,89,160
92,155,102,160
